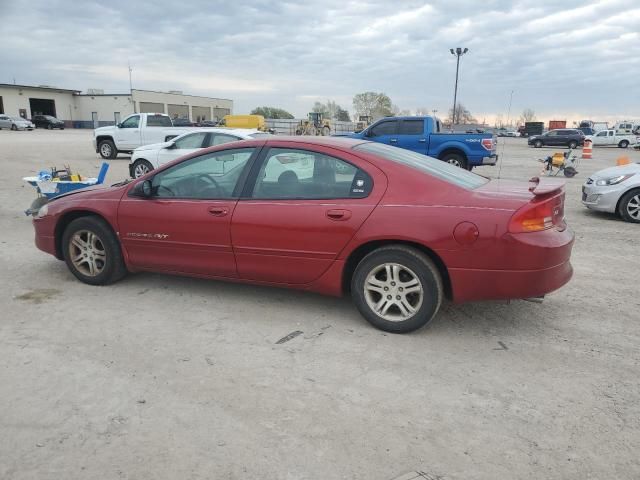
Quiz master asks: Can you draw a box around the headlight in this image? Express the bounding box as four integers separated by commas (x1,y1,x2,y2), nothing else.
35,204,49,218
595,174,634,186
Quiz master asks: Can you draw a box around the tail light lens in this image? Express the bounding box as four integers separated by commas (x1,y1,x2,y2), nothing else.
481,138,494,150
509,194,565,233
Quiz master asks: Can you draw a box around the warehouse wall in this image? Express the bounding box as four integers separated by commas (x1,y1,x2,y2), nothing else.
74,95,134,128
132,89,232,121
0,86,76,124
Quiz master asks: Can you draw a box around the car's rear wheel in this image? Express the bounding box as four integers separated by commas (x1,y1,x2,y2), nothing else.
351,246,443,333
534,140,543,148
98,139,117,159
618,189,640,223
619,140,629,148
62,217,127,285
568,140,578,149
132,159,154,178
441,153,469,170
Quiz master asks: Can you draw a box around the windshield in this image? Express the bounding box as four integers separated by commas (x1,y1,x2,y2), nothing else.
353,142,488,189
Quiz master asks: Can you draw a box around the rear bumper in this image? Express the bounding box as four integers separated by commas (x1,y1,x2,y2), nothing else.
449,226,575,302
482,154,498,165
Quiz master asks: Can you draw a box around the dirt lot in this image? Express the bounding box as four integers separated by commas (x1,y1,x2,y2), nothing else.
1,129,639,480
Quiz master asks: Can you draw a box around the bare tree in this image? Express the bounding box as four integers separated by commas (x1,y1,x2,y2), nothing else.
448,103,477,124
520,108,536,124
415,107,431,116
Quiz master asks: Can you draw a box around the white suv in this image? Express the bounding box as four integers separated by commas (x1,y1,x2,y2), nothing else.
129,128,270,178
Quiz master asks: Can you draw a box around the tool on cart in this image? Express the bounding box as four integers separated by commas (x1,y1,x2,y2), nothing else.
23,162,109,215
538,149,579,177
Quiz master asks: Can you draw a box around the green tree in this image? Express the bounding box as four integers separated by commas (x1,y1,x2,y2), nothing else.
312,100,350,121
352,92,393,120
335,107,351,122
250,106,294,119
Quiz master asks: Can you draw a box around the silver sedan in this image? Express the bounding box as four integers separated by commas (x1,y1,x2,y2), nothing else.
0,115,34,130
582,162,640,222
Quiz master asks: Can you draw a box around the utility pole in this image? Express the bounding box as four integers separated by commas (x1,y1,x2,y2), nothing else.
128,61,135,113
449,47,468,124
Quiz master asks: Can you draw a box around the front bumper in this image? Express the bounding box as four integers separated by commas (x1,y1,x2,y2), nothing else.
33,217,58,257
581,183,621,213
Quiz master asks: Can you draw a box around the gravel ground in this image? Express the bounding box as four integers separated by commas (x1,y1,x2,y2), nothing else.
1,129,639,480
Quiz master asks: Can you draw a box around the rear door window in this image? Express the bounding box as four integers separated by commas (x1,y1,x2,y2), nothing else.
251,148,372,199
174,132,207,149
398,119,424,135
207,133,241,147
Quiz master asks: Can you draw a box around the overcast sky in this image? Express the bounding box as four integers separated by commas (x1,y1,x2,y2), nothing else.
1,0,638,123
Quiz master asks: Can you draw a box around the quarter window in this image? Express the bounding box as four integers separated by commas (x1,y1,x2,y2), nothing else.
252,148,372,199
174,132,207,149
121,115,140,128
151,148,254,199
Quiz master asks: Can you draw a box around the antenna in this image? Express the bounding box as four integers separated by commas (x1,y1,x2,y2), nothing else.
497,90,514,179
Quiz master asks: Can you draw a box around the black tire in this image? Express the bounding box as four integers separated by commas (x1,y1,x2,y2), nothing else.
11,124,17,131
60,127,65,130
62,216,127,285
98,139,117,159
440,153,469,170
563,166,577,178
132,159,154,178
618,189,640,223
534,140,543,148
351,245,443,333
322,126,331,136
568,140,578,149
47,124,52,130
619,140,629,148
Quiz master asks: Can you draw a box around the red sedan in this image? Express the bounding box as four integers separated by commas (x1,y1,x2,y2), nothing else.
31,137,574,333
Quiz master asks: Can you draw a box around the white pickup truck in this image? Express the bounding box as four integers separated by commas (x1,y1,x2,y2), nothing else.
587,129,639,148
93,113,198,159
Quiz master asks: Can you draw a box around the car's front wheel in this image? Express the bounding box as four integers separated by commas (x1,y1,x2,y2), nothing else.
534,140,543,148
618,189,640,223
11,124,17,131
351,245,443,333
132,159,154,178
98,140,117,159
62,216,127,285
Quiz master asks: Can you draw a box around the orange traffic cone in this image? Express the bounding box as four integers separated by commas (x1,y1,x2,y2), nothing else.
582,139,592,159
617,156,630,166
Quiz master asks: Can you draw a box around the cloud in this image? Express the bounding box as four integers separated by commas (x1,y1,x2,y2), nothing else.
0,0,638,122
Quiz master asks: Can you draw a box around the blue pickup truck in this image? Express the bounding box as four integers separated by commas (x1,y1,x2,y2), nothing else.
348,116,497,170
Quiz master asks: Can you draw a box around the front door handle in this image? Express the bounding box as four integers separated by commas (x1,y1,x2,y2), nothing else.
389,138,398,143
418,138,426,143
208,206,229,217
326,209,352,221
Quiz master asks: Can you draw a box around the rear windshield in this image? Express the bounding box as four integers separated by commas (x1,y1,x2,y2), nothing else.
353,142,488,189
148,115,173,127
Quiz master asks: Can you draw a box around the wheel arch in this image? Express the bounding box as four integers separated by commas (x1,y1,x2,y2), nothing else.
341,239,452,300
615,186,640,217
437,147,468,162
54,210,119,260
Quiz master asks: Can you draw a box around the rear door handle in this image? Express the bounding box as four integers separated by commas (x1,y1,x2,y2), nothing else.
208,206,229,217
326,209,352,221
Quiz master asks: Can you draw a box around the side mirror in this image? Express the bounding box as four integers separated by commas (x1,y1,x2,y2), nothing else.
132,180,153,198
116,123,122,128
165,141,176,149
364,129,372,137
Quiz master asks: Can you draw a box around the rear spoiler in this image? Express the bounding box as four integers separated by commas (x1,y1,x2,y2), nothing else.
528,176,565,196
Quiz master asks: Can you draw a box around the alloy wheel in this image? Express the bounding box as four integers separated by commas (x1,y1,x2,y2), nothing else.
134,162,150,178
69,230,107,277
100,143,112,157
627,194,640,220
363,263,424,321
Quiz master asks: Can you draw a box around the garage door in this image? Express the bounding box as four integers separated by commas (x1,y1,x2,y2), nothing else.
168,104,189,119
192,106,210,122
213,108,231,121
139,102,164,114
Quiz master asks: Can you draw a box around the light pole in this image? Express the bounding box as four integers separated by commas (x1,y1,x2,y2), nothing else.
450,47,468,125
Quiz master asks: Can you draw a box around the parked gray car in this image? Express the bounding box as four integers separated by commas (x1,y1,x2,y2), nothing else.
0,115,34,130
582,162,640,223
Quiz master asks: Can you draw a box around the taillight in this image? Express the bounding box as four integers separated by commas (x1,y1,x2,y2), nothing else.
509,195,564,233
481,138,494,150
